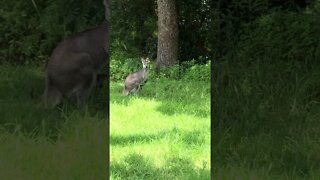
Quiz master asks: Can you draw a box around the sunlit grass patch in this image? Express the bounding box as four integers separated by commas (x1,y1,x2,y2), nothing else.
110,78,210,179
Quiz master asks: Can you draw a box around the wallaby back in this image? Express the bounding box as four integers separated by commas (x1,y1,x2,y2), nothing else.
122,58,150,96
42,20,109,108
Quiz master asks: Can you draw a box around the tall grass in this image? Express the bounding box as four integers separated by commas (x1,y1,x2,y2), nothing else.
213,59,320,179
212,8,320,178
0,65,108,179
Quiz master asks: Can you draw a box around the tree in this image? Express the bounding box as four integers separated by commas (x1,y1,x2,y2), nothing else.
156,0,179,73
103,0,110,22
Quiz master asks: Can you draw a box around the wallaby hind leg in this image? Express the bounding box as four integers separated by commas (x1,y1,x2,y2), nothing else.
42,87,62,108
122,86,129,96
75,73,97,108
132,85,141,95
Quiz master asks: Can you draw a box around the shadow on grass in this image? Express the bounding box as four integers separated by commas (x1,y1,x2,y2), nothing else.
111,128,206,147
0,65,108,138
111,153,210,180
110,79,210,119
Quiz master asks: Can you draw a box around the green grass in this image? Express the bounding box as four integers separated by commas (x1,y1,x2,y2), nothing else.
213,60,320,179
110,77,211,179
0,64,210,179
0,64,108,179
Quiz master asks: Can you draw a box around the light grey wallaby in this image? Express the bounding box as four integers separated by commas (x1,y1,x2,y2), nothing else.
122,57,150,96
42,0,109,108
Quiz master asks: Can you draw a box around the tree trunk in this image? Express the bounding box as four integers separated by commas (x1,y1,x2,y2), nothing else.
103,0,110,21
156,0,179,73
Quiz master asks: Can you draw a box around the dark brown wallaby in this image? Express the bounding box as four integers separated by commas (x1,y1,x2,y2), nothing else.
42,0,109,108
122,57,150,96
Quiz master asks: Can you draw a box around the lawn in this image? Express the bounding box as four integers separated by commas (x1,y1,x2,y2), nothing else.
110,77,211,179
0,64,211,179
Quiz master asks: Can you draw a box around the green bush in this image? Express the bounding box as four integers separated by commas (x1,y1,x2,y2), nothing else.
1,0,215,65
156,60,211,81
234,9,320,65
156,64,181,80
183,60,211,82
0,0,103,65
110,53,150,81
110,53,211,82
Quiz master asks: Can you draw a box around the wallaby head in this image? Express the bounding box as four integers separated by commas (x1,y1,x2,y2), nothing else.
122,57,150,96
142,57,150,69
42,3,109,109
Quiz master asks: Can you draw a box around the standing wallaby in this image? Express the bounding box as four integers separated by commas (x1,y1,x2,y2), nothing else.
42,0,109,108
122,57,150,96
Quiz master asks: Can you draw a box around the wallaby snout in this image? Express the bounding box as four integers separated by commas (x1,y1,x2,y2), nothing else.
122,57,150,96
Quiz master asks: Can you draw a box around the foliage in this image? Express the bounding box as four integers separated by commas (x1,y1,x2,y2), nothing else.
210,0,316,59
1,0,215,65
212,2,320,178
182,60,211,81
0,0,104,65
110,52,145,81
110,53,211,82
1,0,317,65
109,0,157,58
176,0,213,62
234,9,320,65
155,60,211,81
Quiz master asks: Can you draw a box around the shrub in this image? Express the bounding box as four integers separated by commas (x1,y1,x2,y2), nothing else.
110,52,150,81
183,60,211,82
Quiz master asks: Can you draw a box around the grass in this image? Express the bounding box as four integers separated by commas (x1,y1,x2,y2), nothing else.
0,64,108,179
213,59,320,179
0,63,210,179
2,56,319,180
2,56,318,179
110,76,211,179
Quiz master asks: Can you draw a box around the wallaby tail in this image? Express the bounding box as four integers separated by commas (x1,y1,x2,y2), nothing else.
40,75,50,108
40,75,62,108
122,86,129,96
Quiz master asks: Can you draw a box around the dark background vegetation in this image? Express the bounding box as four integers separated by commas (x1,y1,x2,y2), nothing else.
0,0,214,64
1,0,317,65
0,0,213,82
212,0,320,178
1,0,320,178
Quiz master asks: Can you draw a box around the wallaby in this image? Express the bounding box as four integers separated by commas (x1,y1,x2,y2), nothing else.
122,57,150,96
42,0,109,108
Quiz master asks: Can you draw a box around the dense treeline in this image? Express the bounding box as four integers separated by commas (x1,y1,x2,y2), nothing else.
0,0,104,64
1,0,317,65
0,0,214,64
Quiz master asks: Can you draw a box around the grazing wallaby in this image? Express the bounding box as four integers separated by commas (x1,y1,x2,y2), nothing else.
122,57,150,96
42,0,109,108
